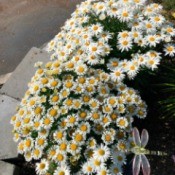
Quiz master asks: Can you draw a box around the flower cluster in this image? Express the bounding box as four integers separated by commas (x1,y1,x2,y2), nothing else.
11,0,175,174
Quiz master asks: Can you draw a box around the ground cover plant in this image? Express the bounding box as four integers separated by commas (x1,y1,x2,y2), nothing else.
11,0,175,174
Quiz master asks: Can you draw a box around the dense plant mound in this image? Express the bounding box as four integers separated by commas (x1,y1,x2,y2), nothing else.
11,0,175,174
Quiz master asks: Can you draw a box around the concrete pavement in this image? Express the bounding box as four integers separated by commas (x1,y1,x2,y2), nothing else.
0,0,81,75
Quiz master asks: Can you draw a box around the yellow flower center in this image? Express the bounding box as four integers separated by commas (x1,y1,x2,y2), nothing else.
49,109,57,117
79,112,87,119
105,135,111,142
40,163,46,169
70,143,78,150
115,71,121,76
122,12,128,17
80,125,87,131
38,139,44,146
44,118,51,125
60,143,67,151
98,149,105,156
35,107,42,115
25,140,31,147
77,66,85,73
92,47,97,52
51,81,58,87
92,112,100,120
52,96,59,102
94,159,101,166
59,172,65,175
57,154,64,161
41,78,48,84
34,149,40,156
55,132,63,140
75,134,83,142
65,81,73,88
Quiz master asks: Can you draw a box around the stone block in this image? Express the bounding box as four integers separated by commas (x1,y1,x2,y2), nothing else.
0,95,20,159
0,47,50,99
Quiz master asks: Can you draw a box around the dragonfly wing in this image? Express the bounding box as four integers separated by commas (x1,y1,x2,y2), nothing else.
141,155,151,175
172,155,175,163
132,155,141,175
133,127,141,147
141,129,149,148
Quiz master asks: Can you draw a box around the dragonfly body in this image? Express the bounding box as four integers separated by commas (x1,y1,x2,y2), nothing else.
131,146,167,156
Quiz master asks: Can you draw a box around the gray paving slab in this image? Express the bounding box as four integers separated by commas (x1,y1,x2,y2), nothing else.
0,95,20,160
0,72,12,85
0,47,50,100
0,161,19,175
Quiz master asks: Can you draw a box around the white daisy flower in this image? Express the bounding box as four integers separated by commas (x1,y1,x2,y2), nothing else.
164,26,175,37
55,150,67,163
150,15,165,27
112,151,127,165
164,44,175,57
117,140,128,152
65,60,76,71
90,158,106,171
110,68,125,82
53,165,70,175
109,164,123,175
146,57,160,70
146,35,160,47
116,117,129,129
89,111,101,123
132,0,147,8
42,116,54,129
32,147,43,160
93,144,110,162
144,20,156,33
86,54,100,65
98,84,110,97
35,137,47,149
126,61,139,79
49,78,61,89
53,130,66,143
34,61,43,68
86,138,97,149
102,130,115,145
103,105,113,114
24,151,32,162
36,159,49,175
89,99,100,110
79,122,91,134
68,141,81,155
88,42,104,56
101,115,112,127
117,8,133,22
106,96,118,108
75,62,88,75
96,2,107,15
118,38,132,52
90,23,103,35
23,137,34,152
99,167,111,175
118,31,131,39
107,58,120,71
82,161,94,175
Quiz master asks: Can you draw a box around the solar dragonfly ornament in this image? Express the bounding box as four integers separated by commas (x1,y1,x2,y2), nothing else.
131,127,167,175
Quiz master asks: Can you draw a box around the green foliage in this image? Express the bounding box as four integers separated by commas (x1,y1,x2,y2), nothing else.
162,0,175,11
157,65,175,119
